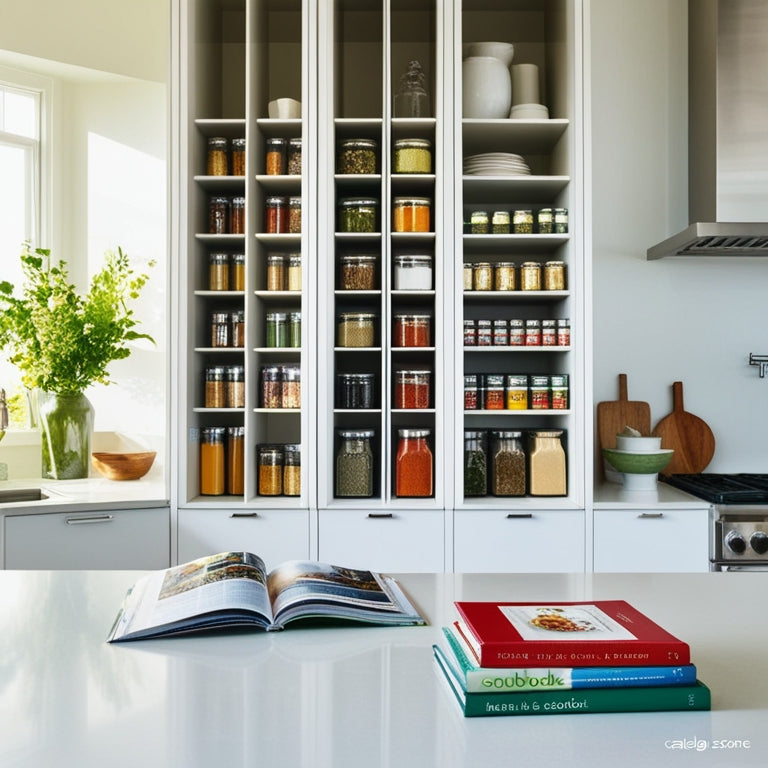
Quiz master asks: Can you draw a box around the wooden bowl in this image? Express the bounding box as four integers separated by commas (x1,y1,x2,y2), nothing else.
91,451,156,481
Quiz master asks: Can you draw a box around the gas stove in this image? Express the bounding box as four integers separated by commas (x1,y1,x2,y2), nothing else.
661,474,768,570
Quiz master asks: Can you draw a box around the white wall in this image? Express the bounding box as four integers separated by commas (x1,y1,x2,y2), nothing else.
590,0,768,473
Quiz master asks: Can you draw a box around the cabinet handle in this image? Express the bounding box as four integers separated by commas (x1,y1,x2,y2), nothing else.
367,513,394,519
638,512,664,519
506,513,533,519
230,512,259,519
65,514,114,525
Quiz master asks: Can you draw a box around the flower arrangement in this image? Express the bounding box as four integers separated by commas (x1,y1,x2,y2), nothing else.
0,244,155,394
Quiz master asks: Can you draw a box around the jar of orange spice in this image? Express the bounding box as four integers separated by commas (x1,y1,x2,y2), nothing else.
393,196,431,232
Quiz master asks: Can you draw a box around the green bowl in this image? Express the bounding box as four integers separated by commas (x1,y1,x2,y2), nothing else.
602,448,674,475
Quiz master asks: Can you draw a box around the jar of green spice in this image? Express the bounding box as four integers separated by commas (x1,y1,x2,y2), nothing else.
464,430,488,497
393,138,432,173
338,197,379,233
336,429,375,497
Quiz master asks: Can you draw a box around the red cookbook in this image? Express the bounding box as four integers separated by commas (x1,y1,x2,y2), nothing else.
454,600,690,668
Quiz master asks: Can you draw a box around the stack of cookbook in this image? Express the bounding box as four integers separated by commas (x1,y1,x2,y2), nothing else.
433,600,711,717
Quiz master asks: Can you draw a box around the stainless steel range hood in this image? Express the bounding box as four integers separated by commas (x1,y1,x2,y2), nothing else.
647,0,768,259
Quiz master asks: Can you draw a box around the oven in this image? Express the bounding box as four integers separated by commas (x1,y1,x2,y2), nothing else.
661,474,768,571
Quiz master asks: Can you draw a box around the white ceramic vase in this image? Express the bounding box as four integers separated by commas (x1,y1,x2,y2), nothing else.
462,56,512,119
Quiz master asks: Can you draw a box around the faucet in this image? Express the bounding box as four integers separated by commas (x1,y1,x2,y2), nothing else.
749,353,768,378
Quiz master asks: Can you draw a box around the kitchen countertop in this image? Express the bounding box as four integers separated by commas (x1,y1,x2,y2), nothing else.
0,570,763,767
594,480,710,508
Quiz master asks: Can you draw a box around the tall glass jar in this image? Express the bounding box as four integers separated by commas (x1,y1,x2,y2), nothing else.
227,426,245,495
258,444,284,496
490,430,526,497
464,430,487,497
200,426,226,495
393,253,432,289
283,444,301,496
528,430,567,496
336,430,374,497
395,428,433,497
206,137,228,175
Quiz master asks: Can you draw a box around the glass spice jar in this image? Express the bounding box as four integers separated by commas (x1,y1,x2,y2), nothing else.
227,365,245,408
337,372,375,409
557,318,571,347
206,137,228,176
231,310,245,348
554,208,569,233
544,260,566,290
258,445,284,496
513,209,534,234
463,263,473,291
227,426,245,495
281,365,301,409
266,253,285,290
393,138,432,174
261,365,282,408
338,138,378,174
525,319,542,346
528,430,567,496
464,374,478,410
336,430,375,497
265,138,286,175
470,210,489,234
265,312,288,348
476,319,492,346
204,366,226,408
492,318,508,346
494,262,515,291
393,196,431,233
230,196,245,234
508,318,525,346
231,137,246,176
265,196,288,233
550,374,569,410
338,197,378,233
288,311,301,348
288,196,302,234
473,262,493,291
337,312,376,347
287,138,302,175
230,252,245,291
520,261,542,290
484,374,505,410
393,253,432,290
491,210,511,234
208,252,229,291
463,319,477,347
394,369,431,409
200,426,226,495
506,374,529,410
283,443,301,496
339,253,376,290
286,253,302,291
530,375,551,409
542,319,557,346
537,208,553,233
209,196,229,234
210,312,230,347
393,314,431,347
490,430,526,497
395,428,433,497
464,430,487,497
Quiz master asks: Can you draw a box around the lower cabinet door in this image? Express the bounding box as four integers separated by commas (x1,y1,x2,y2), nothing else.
4,507,169,569
178,507,310,566
454,509,585,573
318,509,445,573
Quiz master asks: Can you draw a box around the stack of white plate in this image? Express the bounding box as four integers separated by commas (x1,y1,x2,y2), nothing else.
463,152,531,176
509,103,549,119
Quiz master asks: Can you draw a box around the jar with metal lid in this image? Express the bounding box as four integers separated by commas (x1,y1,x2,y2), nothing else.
266,312,288,347
230,196,245,234
464,374,478,410
506,374,528,409
528,430,566,496
286,253,302,291
557,318,571,347
231,137,246,176
338,139,378,174
336,430,374,497
462,263,473,291
265,196,288,234
513,209,534,234
337,372,375,409
537,207,553,233
464,430,487,497
283,443,301,496
393,253,432,289
227,426,245,495
200,426,226,495
210,312,230,347
337,312,376,347
530,375,551,409
231,310,245,348
258,444,284,496
281,365,301,409
266,253,285,290
339,253,376,290
525,319,542,346
230,252,245,291
544,260,566,290
541,319,557,346
520,261,542,291
287,138,302,175
476,319,492,346
470,210,489,234
473,262,493,291
204,366,226,408
261,365,282,408
554,208,568,233
494,262,515,291
393,314,431,347
206,137,228,176
227,365,245,408
393,138,432,173
491,210,510,234
490,430,526,497
265,137,286,175
508,318,525,346
550,374,569,410
288,311,301,347
209,196,229,234
492,318,508,346
463,319,477,347
395,428,433,497
394,369,430,409
484,374,505,410
393,196,431,233
338,197,378,233
209,252,229,291
288,196,302,234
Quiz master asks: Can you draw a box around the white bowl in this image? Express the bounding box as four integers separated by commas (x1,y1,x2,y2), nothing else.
268,98,301,119
621,472,659,491
615,435,663,452
462,42,515,67
510,103,549,119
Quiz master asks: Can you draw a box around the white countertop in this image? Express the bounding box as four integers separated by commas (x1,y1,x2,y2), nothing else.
0,570,764,767
594,480,710,509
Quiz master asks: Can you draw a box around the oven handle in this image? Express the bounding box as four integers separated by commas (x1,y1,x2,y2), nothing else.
716,564,768,572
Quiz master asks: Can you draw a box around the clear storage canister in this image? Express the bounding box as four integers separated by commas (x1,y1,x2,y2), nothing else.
464,430,487,497
230,252,245,291
287,138,302,175
545,260,566,290
494,262,515,291
210,312,229,347
265,138,286,175
231,137,246,176
338,197,378,233
266,253,285,290
227,365,245,408
393,138,432,173
394,369,430,409
206,137,228,176
337,372,375,409
339,253,376,290
227,426,244,495
258,444,284,496
490,430,526,497
209,252,229,291
281,365,301,409
283,443,301,496
393,253,432,289
528,430,567,496
520,261,542,291
286,253,302,291
230,196,245,234
209,196,229,234
393,314,431,347
393,196,431,233
265,196,288,233
200,426,226,495
395,428,433,497
204,366,226,408
473,262,493,291
338,138,378,174
337,312,376,347
336,429,374,497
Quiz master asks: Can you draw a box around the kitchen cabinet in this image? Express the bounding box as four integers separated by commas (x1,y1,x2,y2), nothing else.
3,506,169,570
593,507,710,573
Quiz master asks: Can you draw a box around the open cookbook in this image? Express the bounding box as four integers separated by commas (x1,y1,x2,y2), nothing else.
107,552,426,642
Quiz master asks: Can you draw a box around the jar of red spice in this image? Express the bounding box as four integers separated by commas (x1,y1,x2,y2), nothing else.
394,370,430,409
393,314,431,347
395,428,433,497
484,374,505,410
265,196,288,233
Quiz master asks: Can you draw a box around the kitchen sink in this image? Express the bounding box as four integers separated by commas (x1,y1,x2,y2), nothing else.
0,488,49,503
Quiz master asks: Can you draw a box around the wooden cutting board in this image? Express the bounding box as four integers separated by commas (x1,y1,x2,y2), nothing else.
652,381,715,474
596,373,652,477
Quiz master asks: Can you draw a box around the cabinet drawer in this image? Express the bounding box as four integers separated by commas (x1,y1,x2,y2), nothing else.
593,508,710,573
4,507,169,570
454,509,585,573
178,507,310,565
318,509,445,573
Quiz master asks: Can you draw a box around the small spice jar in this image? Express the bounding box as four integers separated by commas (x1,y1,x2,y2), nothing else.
339,253,376,290
463,319,477,347
544,260,566,290
525,319,542,346
206,137,229,176
200,426,226,495
286,253,302,291
283,443,301,496
230,310,245,347
227,426,245,495
210,312,230,347
209,196,229,234
394,369,430,409
261,365,282,408
554,208,569,233
287,138,302,175
258,444,284,495
337,373,375,409
266,253,285,290
281,365,301,409
470,210,489,234
494,262,515,291
337,312,376,347
338,138,378,174
528,430,567,496
338,197,378,233
464,374,478,410
506,374,529,409
508,318,525,346
393,253,432,290
288,196,302,234
266,312,288,347
230,252,245,291
393,138,432,174
265,137,286,175
464,430,487,497
490,430,526,497
208,252,229,291
492,318,508,346
542,319,557,346
537,208,553,233
557,318,571,346
336,430,375,497
393,196,431,233
393,314,431,347
473,262,493,291
265,196,288,234
395,428,433,497
288,311,301,348
231,137,246,176
227,365,245,408
520,261,542,291
513,209,534,234
530,375,551,409
204,366,227,408
491,210,511,234
484,374,506,410
476,319,492,346
462,263,473,291
230,196,245,234
550,374,569,410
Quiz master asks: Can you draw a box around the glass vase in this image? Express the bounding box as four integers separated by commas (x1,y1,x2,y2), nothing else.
39,391,95,479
